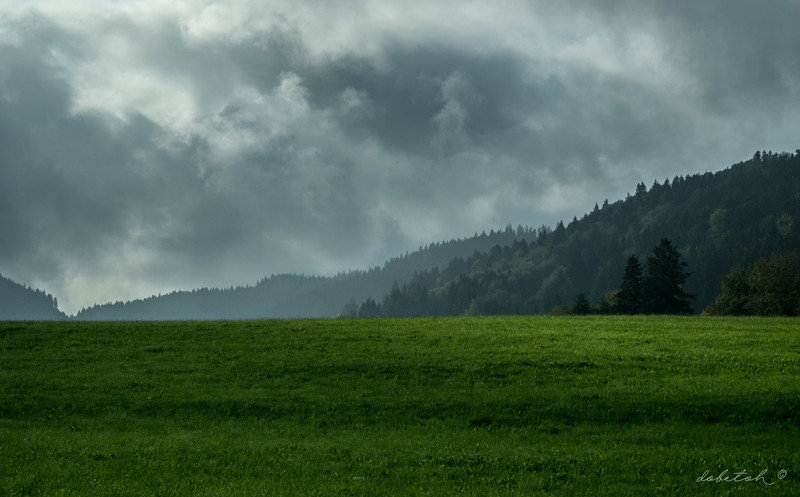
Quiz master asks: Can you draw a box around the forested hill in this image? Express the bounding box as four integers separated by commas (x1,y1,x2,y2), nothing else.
352,150,800,316
26,150,800,320
74,227,530,320
0,274,65,320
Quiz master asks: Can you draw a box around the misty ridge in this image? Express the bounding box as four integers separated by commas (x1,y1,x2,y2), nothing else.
4,1,800,321
2,150,799,321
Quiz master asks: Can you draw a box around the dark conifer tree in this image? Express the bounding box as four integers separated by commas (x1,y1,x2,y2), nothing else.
358,297,383,318
616,255,644,314
643,239,694,314
572,294,592,314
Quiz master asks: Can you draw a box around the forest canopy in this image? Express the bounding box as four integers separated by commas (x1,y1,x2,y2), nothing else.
704,252,800,316
346,150,800,318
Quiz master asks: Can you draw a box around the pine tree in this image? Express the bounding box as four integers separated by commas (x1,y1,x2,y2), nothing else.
616,255,643,314
358,297,383,318
572,293,592,315
643,239,694,314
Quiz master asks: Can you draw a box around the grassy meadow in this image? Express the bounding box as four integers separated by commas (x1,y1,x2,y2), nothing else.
1,316,799,496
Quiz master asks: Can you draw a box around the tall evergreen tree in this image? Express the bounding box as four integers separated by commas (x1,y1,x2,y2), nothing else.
572,293,592,314
616,255,644,314
643,239,694,314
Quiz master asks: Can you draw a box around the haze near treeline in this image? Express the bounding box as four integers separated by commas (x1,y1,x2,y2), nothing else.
1,0,799,314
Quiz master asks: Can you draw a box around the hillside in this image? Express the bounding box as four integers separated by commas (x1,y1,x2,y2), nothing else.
74,228,529,320
0,274,65,320
24,150,800,320
357,150,800,316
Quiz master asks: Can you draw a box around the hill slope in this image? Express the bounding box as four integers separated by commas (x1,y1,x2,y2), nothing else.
361,150,800,316
0,274,66,320
52,149,800,319
74,228,530,320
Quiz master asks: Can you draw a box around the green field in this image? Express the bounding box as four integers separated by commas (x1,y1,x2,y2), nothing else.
1,316,799,496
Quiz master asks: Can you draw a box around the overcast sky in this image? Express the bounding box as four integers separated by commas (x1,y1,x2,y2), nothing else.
1,0,799,314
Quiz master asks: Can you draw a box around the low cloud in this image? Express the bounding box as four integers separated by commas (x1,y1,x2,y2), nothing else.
1,0,798,313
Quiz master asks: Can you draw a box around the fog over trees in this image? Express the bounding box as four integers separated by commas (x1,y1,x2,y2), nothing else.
3,150,799,320
0,274,65,320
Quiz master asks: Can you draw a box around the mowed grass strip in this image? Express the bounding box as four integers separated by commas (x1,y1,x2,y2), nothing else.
1,316,798,496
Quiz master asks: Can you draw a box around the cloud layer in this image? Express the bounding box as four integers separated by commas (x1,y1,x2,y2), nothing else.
1,0,798,313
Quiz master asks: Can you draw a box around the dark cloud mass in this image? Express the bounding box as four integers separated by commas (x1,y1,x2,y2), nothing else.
0,1,798,313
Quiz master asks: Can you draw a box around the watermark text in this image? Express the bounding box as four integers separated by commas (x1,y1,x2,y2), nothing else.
697,469,787,486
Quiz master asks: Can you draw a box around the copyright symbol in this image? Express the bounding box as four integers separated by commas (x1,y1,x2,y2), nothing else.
777,470,787,480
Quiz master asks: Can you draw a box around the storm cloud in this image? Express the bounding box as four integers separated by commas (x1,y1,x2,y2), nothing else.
1,0,798,313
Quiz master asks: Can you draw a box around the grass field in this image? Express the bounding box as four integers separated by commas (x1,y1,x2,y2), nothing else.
1,316,799,496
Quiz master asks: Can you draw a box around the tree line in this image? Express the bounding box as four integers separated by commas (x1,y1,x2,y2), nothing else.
571,238,693,315
344,150,800,319
5,149,799,320
344,238,696,318
347,240,800,319
0,273,65,320
704,252,800,316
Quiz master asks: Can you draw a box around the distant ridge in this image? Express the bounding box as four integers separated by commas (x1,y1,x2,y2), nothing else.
0,274,65,320
13,149,800,320
74,228,530,320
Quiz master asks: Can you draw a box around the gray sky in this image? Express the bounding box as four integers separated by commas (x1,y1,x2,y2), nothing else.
1,0,798,314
